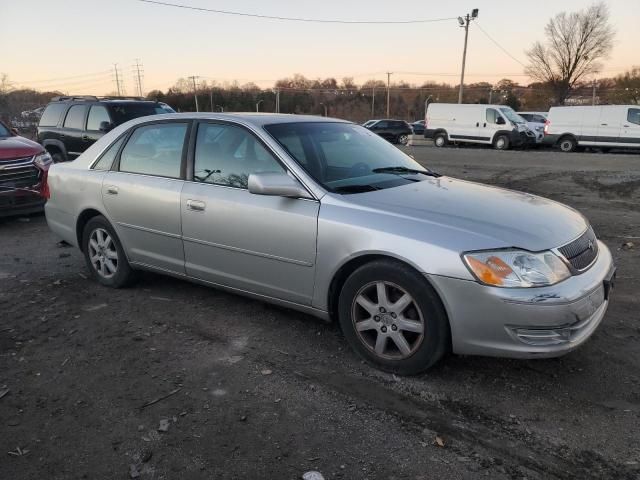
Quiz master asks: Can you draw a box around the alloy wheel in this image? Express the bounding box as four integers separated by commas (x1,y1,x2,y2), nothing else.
398,134,409,145
88,228,118,279
351,281,425,360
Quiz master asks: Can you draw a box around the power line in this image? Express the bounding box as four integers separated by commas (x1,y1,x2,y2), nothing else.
11,70,112,85
137,0,457,24
473,21,527,68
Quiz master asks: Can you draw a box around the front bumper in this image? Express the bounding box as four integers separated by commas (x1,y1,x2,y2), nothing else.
0,190,45,217
428,240,615,358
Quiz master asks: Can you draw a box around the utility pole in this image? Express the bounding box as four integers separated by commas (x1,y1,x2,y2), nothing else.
210,90,214,112
488,88,493,104
457,9,478,104
371,86,375,117
113,64,123,96
592,81,598,106
189,76,200,112
275,89,280,113
386,72,392,117
133,59,144,97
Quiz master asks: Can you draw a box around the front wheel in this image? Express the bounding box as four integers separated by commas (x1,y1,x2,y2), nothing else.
338,260,449,375
82,215,134,288
493,134,510,150
433,133,447,148
397,134,409,146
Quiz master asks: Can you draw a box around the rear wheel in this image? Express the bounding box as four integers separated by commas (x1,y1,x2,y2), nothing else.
493,134,510,150
433,133,447,148
338,260,449,375
82,216,134,288
558,136,577,152
397,134,409,145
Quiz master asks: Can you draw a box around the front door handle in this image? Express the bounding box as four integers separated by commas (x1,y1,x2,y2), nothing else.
106,185,119,195
623,124,630,127
600,123,608,126
476,122,479,127
82,135,90,141
186,199,206,212
483,122,487,128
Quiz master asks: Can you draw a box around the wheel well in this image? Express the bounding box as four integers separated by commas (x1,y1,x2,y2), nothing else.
433,129,447,138
76,209,103,251
45,144,61,155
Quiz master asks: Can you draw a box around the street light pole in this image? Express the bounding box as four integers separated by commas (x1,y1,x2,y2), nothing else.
256,99,264,112
457,9,478,104
320,102,327,117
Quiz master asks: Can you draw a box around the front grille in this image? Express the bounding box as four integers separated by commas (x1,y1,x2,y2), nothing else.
0,156,40,189
558,226,599,271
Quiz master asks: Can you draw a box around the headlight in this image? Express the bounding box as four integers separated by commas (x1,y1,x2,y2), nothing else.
34,152,52,168
463,249,571,288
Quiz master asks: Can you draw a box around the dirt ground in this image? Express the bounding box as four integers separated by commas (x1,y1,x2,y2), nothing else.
1,145,639,480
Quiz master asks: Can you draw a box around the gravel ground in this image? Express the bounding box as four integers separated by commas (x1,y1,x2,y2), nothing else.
1,145,639,479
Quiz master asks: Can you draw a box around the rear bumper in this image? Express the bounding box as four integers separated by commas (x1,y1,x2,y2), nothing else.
427,241,615,359
543,134,560,146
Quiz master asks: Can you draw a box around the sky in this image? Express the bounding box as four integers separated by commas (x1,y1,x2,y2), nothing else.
1,0,638,94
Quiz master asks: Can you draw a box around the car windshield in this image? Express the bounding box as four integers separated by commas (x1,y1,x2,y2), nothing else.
0,123,10,137
265,122,436,194
500,108,525,124
108,103,167,124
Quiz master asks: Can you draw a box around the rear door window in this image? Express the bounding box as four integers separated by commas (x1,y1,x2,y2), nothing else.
39,104,67,127
118,122,188,178
63,105,87,130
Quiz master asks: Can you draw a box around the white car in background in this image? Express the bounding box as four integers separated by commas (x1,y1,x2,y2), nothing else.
517,112,548,144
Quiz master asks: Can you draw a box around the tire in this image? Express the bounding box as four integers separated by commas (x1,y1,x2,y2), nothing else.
558,136,577,153
433,132,447,148
51,152,66,163
338,259,450,375
397,134,409,146
493,134,510,150
82,215,134,288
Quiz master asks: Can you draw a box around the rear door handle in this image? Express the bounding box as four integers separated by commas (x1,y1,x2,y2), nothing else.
600,123,608,126
483,123,487,128
476,122,479,127
187,199,206,212
106,185,119,195
82,135,90,141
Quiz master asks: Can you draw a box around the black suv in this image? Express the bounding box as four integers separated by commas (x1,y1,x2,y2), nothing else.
37,96,175,162
363,119,412,145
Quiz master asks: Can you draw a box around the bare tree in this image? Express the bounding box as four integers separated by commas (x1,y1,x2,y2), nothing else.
525,2,614,104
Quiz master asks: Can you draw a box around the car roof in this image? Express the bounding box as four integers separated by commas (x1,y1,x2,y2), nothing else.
135,112,350,127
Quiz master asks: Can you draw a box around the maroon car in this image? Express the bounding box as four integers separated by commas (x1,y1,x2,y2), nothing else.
0,120,51,217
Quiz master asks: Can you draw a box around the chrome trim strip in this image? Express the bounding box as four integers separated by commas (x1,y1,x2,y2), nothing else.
182,235,313,267
116,222,182,239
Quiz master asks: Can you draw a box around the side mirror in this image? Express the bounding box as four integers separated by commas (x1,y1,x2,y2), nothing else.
496,116,506,125
248,172,313,199
10,128,19,136
99,121,114,132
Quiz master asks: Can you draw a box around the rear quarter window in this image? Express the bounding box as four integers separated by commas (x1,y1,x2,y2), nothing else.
39,104,67,127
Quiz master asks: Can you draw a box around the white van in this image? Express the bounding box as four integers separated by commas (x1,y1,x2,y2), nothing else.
424,103,535,150
544,105,640,152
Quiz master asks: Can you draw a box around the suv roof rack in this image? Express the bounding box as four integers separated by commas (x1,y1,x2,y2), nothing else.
50,95,150,102
51,95,99,102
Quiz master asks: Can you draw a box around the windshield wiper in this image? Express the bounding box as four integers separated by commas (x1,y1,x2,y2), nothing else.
332,184,381,194
371,166,441,177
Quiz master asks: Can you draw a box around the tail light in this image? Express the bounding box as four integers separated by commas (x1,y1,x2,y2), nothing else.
543,120,550,135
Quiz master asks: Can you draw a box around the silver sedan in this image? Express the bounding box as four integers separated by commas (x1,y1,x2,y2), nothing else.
45,113,616,374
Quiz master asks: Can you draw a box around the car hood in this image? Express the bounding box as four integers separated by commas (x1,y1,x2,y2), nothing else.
0,136,43,160
342,176,588,252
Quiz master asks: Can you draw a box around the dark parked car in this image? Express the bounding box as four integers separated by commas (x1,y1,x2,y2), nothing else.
363,119,412,145
0,120,51,216
410,120,425,135
37,96,175,162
